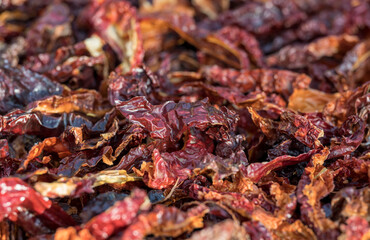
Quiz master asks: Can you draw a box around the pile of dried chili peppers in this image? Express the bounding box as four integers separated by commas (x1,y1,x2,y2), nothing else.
0,0,369,239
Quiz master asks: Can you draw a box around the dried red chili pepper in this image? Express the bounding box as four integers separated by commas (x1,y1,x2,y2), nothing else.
0,0,369,239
